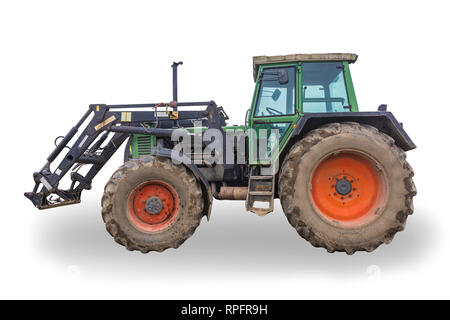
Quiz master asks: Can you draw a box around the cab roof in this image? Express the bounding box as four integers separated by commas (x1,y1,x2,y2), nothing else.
252,53,358,81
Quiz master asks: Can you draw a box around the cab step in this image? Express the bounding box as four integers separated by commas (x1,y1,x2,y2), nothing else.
245,169,275,216
248,191,273,196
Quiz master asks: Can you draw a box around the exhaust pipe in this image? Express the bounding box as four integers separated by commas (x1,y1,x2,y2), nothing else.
217,186,248,200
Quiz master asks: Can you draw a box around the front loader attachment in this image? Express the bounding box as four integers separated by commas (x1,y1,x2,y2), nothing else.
25,101,224,209
25,59,228,210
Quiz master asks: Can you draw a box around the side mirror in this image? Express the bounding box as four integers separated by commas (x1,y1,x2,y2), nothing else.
272,88,281,101
277,69,289,85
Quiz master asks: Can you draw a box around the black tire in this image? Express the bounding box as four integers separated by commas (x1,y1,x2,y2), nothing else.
101,156,204,253
279,122,416,254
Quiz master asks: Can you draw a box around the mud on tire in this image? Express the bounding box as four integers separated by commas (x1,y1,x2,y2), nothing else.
101,156,204,253
279,122,416,254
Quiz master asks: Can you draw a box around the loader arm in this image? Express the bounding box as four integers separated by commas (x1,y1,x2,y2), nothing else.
25,101,223,209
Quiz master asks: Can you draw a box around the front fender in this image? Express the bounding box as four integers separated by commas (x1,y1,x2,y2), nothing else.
151,147,213,220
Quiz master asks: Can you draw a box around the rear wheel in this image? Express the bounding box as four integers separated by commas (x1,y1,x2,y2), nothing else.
279,122,416,254
101,156,204,253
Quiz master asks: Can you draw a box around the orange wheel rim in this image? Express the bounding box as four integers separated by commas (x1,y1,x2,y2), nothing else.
127,180,179,232
310,151,387,227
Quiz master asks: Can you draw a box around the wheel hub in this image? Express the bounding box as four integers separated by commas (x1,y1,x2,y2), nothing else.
127,180,179,232
335,177,352,195
145,196,163,214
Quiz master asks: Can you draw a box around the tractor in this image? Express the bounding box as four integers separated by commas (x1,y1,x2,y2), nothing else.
25,53,416,254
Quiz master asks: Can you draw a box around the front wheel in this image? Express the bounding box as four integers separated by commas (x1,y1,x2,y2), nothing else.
279,122,416,254
101,156,204,253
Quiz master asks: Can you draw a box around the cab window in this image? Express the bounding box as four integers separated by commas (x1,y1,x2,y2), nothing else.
302,62,350,113
254,67,296,117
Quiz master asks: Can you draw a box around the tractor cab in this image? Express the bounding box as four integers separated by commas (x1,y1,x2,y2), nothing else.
248,53,359,164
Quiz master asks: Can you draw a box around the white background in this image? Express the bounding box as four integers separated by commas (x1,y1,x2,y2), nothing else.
0,0,449,299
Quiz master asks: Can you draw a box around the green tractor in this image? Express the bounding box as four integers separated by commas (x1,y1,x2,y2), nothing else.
25,53,416,254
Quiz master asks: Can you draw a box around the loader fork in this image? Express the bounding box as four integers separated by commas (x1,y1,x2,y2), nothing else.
24,105,128,209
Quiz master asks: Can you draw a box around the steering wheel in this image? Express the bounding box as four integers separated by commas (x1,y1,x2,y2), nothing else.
266,107,283,115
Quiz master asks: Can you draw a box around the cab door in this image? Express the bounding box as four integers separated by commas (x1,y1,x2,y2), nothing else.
248,64,300,165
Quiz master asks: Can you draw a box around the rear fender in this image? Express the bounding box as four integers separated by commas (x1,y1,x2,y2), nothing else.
291,111,416,151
